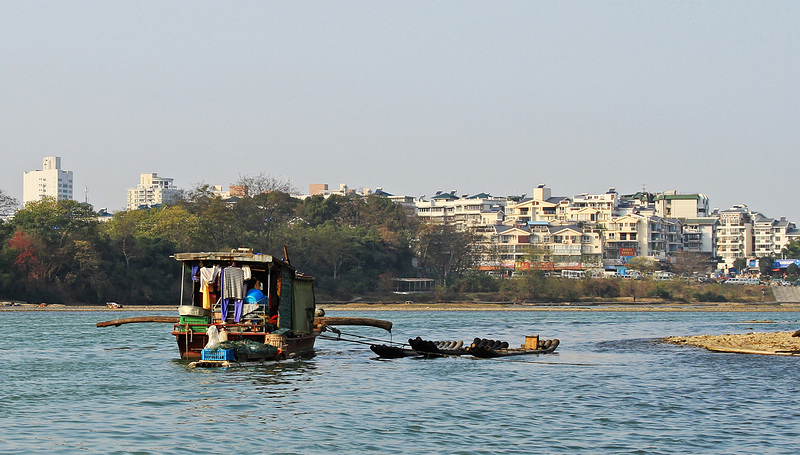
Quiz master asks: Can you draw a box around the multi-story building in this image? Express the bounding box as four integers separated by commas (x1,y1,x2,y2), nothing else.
476,224,535,270
404,183,797,274
210,185,231,199
476,221,603,272
569,188,619,228
415,191,505,229
504,185,570,225
22,156,73,204
654,191,710,218
506,185,621,228
603,213,647,261
308,183,353,197
753,215,796,257
602,214,683,262
126,173,181,210
681,218,717,254
716,205,754,268
546,224,603,269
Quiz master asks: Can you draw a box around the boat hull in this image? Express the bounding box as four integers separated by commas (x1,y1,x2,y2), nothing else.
172,327,319,360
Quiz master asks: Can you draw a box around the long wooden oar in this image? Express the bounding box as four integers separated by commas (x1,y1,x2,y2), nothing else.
316,317,392,332
97,316,179,327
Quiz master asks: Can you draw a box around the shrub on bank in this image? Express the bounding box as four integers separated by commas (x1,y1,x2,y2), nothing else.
693,291,728,302
439,275,768,303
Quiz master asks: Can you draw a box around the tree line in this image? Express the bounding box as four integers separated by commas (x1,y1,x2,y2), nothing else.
0,183,482,304
3,181,799,305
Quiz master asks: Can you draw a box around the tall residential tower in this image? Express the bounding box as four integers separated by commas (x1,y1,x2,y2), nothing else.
22,156,74,205
126,173,181,210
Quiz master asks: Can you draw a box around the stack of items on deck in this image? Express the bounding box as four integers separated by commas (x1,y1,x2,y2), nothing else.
201,325,279,362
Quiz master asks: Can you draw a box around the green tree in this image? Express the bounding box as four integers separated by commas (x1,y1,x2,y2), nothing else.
9,198,105,301
296,194,345,227
758,256,775,277
180,185,237,250
782,240,800,259
733,257,749,274
229,191,300,255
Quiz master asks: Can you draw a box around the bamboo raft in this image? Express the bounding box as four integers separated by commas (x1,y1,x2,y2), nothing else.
372,335,560,359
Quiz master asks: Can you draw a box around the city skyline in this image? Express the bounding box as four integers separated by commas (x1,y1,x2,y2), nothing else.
9,154,796,226
2,3,798,221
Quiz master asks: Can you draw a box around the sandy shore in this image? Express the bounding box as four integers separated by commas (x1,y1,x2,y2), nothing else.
665,331,800,356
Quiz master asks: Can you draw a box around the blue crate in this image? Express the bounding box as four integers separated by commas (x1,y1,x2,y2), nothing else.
202,349,235,361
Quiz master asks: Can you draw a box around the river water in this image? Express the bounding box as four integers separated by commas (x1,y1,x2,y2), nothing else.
2,308,800,454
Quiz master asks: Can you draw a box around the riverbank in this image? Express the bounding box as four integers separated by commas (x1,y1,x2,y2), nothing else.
3,301,800,312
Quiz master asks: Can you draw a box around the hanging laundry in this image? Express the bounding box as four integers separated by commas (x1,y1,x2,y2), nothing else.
222,266,246,322
191,263,200,282
223,266,245,300
200,265,221,291
200,265,222,311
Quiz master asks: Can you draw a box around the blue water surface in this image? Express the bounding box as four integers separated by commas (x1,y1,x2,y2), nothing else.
1,308,800,454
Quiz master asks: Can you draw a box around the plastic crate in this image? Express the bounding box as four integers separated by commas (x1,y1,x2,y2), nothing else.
202,349,235,361
179,315,211,325
177,324,210,333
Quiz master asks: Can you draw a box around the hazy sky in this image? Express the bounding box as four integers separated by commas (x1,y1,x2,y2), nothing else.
2,2,798,221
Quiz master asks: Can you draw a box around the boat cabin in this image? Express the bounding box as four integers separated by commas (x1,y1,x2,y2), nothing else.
170,248,317,359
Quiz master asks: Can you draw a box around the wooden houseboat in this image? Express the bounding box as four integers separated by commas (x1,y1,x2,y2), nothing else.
171,248,318,360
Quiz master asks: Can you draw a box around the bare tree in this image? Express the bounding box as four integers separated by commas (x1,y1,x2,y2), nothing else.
0,189,20,217
671,251,714,276
235,172,297,196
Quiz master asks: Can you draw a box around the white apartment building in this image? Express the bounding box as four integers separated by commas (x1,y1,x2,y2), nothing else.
475,221,603,272
654,191,710,218
415,191,505,229
716,205,754,268
22,156,73,204
569,188,619,228
404,183,797,273
476,224,534,270
604,213,647,261
602,213,683,262
505,186,620,228
504,185,570,225
126,173,181,210
753,215,796,257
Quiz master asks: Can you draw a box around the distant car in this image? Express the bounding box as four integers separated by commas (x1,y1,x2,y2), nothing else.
723,278,760,285
770,279,791,286
698,277,713,284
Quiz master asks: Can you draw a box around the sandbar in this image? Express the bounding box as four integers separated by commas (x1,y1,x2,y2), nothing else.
665,331,800,356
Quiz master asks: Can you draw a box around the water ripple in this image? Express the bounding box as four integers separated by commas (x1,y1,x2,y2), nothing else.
3,310,800,453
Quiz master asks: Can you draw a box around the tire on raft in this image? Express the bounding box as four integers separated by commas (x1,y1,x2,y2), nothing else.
408,337,468,357
370,344,417,359
468,337,561,357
